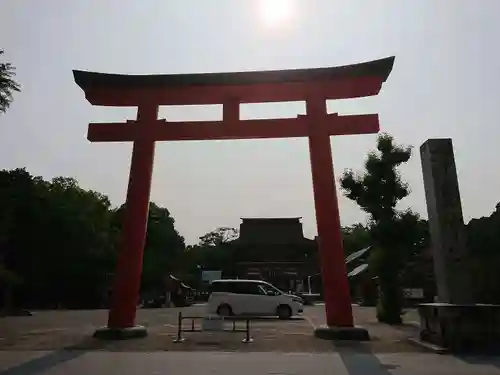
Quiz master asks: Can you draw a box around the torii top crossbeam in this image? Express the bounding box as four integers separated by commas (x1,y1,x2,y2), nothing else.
73,56,394,106
73,57,394,143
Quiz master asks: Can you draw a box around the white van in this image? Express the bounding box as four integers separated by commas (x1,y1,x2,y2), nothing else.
207,279,304,320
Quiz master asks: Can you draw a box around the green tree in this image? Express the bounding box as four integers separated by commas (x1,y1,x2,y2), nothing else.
111,202,186,295
198,227,239,247
0,168,46,308
341,224,373,303
0,168,186,309
0,169,116,309
178,227,240,283
399,218,434,296
0,50,20,113
340,133,414,324
466,203,500,303
42,176,115,307
142,203,186,293
342,224,371,256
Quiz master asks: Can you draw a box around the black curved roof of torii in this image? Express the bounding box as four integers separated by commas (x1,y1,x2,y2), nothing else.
73,56,395,90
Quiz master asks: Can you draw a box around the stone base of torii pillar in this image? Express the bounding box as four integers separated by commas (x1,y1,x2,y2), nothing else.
93,325,148,340
314,325,370,341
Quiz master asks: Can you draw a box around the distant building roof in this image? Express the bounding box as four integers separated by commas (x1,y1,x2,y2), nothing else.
345,246,372,264
237,261,305,265
240,217,302,222
348,263,369,278
238,217,308,245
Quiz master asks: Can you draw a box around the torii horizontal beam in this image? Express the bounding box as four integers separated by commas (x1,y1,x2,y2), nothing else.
78,78,384,107
87,114,379,142
73,57,394,106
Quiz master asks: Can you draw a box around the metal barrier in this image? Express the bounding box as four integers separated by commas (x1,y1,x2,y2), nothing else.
173,311,253,343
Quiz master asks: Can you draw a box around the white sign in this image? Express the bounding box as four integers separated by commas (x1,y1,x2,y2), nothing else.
202,316,224,331
403,288,424,299
202,270,222,284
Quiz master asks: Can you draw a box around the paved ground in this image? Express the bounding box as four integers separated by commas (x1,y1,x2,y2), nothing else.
1,351,500,375
0,305,422,353
0,306,499,374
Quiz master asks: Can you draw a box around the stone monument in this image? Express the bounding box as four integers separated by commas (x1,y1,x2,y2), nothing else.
419,138,500,352
420,138,473,303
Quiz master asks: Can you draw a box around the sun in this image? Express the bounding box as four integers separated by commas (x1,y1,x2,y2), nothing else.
259,0,294,27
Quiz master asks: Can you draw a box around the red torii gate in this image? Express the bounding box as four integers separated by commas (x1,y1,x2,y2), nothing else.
73,56,394,340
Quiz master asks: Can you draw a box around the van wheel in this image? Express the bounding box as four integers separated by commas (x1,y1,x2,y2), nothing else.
217,304,232,317
277,305,292,320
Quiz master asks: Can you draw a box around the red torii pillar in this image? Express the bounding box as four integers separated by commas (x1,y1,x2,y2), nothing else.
305,97,354,333
73,56,394,340
107,102,158,330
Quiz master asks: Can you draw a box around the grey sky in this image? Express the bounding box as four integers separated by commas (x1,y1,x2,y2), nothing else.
1,0,499,244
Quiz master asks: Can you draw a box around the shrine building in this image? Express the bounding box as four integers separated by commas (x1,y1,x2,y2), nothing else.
231,217,320,293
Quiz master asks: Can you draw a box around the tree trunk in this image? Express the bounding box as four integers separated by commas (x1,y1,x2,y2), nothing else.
376,274,403,324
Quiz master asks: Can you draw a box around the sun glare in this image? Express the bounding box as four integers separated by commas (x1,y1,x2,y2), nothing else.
259,0,294,27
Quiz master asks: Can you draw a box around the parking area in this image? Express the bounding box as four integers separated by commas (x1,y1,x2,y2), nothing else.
0,305,423,353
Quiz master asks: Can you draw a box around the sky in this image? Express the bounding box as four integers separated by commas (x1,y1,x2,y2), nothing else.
1,0,500,245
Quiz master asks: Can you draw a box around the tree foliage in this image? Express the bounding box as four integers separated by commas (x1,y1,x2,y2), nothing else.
0,50,20,114
398,218,433,294
198,227,239,247
342,224,371,257
340,133,415,324
466,203,500,303
0,168,185,309
179,227,240,285
141,203,185,293
1,164,498,312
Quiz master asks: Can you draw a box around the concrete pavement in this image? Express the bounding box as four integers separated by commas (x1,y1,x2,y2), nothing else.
1,306,498,374
1,351,500,375
0,306,422,353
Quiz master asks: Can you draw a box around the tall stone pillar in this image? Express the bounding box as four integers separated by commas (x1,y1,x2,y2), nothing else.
418,139,500,352
420,138,473,304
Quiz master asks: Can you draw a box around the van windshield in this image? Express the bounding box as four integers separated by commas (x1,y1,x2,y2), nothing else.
260,283,283,296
